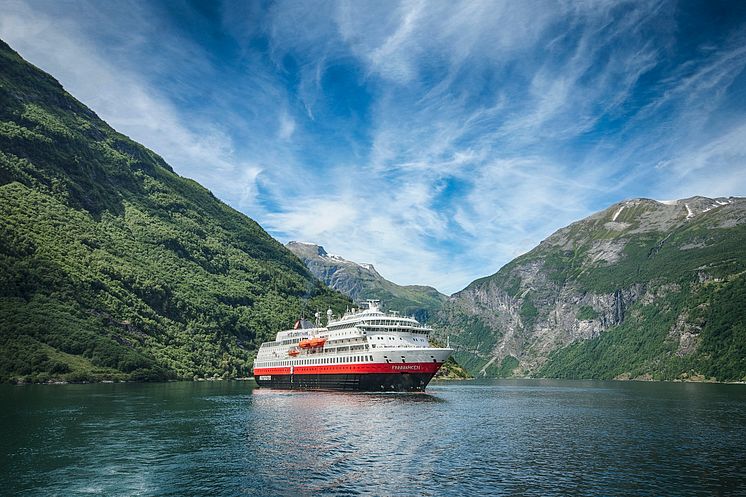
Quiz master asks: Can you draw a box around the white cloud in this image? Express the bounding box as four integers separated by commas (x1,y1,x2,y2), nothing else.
277,112,296,140
2,0,744,296
233,0,746,293
0,1,266,210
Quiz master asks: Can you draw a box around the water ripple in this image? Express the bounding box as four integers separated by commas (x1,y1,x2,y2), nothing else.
2,380,746,496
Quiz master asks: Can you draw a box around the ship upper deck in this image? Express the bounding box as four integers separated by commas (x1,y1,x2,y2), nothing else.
327,300,431,333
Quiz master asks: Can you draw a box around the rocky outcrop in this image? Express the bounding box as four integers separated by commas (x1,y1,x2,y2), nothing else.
434,196,746,380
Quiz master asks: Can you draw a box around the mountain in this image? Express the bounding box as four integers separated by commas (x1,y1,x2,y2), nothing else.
435,197,746,382
0,39,350,383
286,241,447,323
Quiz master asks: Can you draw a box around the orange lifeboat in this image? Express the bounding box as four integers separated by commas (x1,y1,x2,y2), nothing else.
288,347,300,356
299,337,327,349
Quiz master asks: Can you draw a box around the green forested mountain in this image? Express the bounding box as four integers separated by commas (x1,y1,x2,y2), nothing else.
0,40,350,383
434,197,746,382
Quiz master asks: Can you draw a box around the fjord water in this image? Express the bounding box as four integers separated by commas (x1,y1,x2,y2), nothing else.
2,380,745,496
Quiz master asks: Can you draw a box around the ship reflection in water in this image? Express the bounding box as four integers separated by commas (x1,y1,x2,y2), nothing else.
2,380,745,496
245,387,451,495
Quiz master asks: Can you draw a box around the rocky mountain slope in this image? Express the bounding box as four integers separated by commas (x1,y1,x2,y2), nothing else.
287,241,447,323
434,197,746,382
0,39,349,383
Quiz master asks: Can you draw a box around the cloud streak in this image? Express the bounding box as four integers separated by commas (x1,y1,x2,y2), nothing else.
2,0,745,294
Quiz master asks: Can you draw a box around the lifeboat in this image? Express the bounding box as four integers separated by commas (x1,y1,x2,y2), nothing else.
288,347,300,356
299,337,327,349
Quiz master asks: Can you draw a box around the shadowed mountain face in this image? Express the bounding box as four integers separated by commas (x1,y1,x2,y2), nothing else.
286,241,447,324
0,39,349,383
434,197,746,382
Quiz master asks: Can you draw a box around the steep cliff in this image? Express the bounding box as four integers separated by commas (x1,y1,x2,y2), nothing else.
435,197,746,381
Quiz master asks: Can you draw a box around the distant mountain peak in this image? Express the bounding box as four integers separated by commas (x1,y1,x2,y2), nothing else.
287,240,328,257
286,241,446,322
286,241,377,272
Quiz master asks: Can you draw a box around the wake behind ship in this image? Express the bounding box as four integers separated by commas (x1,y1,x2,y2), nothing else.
252,300,452,391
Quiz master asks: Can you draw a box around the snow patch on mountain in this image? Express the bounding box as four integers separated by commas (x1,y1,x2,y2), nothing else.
685,203,694,219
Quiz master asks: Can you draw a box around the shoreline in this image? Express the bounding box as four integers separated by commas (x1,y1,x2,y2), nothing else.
6,376,745,386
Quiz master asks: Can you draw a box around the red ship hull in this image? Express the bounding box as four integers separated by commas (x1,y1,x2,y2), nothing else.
253,362,442,391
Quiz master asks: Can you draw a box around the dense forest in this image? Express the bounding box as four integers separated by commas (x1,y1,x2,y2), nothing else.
0,39,350,383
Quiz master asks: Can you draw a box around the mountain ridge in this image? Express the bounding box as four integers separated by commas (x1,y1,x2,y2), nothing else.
434,195,746,381
286,241,448,323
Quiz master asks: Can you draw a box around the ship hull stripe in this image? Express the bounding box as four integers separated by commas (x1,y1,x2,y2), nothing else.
253,361,442,376
253,372,437,391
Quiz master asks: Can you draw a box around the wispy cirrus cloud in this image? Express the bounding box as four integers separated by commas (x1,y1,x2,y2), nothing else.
2,0,745,294
0,0,266,213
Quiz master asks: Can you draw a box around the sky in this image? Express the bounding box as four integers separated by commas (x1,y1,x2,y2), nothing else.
2,0,746,294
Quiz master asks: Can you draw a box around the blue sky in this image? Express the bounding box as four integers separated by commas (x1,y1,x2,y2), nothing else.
2,1,746,294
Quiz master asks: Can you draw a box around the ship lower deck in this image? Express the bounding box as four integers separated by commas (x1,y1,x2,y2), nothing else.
254,371,436,391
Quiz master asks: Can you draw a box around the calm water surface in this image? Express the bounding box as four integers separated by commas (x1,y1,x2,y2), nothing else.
2,379,745,496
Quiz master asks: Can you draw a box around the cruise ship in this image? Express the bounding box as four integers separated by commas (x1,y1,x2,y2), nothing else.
252,300,452,391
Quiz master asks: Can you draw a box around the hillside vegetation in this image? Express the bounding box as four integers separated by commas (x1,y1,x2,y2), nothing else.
435,197,746,382
0,39,349,383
